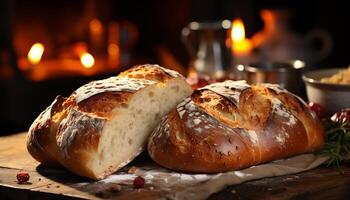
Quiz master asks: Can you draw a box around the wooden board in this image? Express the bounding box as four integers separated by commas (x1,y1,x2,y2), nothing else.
0,133,349,200
0,132,39,171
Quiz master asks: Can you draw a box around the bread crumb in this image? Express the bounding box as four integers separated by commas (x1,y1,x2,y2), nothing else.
128,166,138,174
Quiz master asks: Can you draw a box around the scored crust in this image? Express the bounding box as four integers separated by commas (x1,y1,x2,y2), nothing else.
148,80,324,173
27,64,193,179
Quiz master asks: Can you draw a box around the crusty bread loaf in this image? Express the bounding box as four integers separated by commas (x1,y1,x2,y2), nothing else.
27,64,193,180
148,80,324,173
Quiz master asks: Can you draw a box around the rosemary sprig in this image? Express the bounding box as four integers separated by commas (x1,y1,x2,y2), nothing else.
319,119,350,167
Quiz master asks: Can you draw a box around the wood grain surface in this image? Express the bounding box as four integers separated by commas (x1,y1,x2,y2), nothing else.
0,133,349,200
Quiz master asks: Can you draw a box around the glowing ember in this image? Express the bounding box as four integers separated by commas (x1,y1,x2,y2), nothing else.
89,19,103,34
108,44,120,66
108,44,120,58
230,19,252,55
80,53,95,68
28,43,44,65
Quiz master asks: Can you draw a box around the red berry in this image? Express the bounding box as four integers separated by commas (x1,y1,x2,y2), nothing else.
308,102,325,119
331,109,350,127
16,171,30,183
133,176,145,189
186,74,212,90
196,77,210,88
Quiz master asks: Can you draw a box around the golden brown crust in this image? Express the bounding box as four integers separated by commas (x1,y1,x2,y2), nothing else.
55,108,106,178
77,92,132,117
148,81,324,173
120,64,183,82
27,64,188,179
27,95,66,165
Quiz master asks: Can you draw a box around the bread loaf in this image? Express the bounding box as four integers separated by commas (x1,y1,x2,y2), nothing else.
148,80,324,173
27,64,193,179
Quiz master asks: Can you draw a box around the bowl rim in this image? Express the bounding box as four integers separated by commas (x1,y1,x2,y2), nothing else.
235,60,305,73
302,68,350,90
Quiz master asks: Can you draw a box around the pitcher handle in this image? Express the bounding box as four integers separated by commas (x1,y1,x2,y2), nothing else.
306,29,333,61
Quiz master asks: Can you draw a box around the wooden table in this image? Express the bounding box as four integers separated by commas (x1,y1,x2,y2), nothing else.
0,133,349,200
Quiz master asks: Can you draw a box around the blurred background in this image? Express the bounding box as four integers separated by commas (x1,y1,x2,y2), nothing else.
0,0,348,134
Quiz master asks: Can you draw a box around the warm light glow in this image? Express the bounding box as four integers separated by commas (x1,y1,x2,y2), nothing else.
293,60,305,69
231,19,246,42
230,19,252,55
89,19,103,34
108,44,120,66
80,53,95,68
221,20,231,29
28,43,44,65
251,9,275,48
108,44,120,58
237,64,245,71
189,22,200,30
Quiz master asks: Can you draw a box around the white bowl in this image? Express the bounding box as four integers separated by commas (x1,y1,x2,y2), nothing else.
302,68,350,115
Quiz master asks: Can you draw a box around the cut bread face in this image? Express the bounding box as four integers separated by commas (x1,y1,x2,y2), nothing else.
27,64,193,180
89,78,192,179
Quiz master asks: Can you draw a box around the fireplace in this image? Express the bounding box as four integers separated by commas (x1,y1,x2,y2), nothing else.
0,0,348,134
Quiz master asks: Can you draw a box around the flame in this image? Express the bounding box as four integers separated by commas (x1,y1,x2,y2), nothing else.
231,19,246,42
28,43,44,64
80,52,95,68
230,19,252,55
251,10,274,47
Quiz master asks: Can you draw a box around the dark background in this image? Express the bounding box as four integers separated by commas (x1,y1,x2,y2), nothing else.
0,0,348,134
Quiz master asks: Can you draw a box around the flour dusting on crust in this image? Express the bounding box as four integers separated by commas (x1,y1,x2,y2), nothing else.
200,80,250,106
156,65,184,78
57,109,105,157
176,97,191,119
73,77,157,103
271,97,297,126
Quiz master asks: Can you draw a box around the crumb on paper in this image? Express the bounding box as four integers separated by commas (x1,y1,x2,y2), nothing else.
128,166,138,174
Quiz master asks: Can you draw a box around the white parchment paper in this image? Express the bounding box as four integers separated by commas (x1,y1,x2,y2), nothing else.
86,154,328,200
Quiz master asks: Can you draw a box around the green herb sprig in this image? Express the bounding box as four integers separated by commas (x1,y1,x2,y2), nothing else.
320,119,350,167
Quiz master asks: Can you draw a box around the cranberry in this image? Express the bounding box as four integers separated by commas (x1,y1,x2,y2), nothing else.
187,76,210,90
196,77,211,88
308,102,325,119
133,176,145,189
16,171,30,183
331,109,350,127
